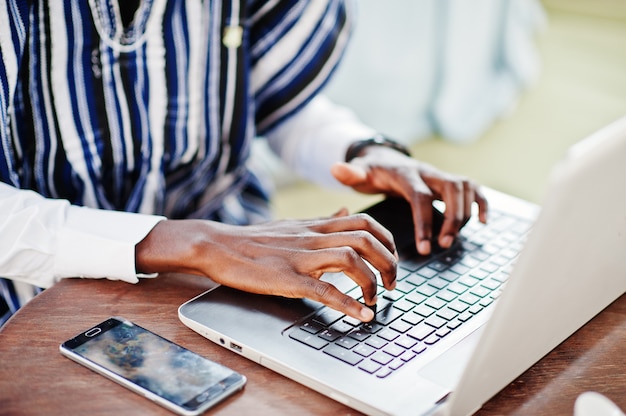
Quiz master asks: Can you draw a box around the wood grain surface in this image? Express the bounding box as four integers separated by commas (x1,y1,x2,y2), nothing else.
0,275,624,415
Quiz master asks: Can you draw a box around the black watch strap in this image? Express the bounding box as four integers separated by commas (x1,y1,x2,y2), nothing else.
345,134,411,162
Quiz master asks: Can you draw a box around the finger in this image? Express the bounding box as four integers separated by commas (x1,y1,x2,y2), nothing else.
463,182,474,222
409,193,435,256
303,278,376,322
330,162,368,187
306,229,398,291
474,186,489,223
300,246,381,305
310,213,397,259
331,207,350,218
438,181,466,248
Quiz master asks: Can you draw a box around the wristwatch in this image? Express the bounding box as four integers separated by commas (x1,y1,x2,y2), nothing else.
345,134,411,162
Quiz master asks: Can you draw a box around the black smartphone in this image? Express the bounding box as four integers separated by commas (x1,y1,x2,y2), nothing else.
59,317,246,415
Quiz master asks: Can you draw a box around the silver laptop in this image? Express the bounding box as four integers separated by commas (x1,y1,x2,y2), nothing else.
179,117,626,416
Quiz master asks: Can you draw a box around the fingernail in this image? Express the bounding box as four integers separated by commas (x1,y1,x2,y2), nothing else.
418,240,431,255
441,235,454,248
360,307,374,322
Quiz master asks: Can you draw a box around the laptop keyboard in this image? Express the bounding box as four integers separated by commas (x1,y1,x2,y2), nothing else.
287,211,532,379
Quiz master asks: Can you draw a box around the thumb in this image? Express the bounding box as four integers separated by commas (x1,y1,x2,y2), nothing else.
331,162,367,187
330,207,350,218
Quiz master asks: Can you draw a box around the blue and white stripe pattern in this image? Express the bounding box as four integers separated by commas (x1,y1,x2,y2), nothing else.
0,0,353,323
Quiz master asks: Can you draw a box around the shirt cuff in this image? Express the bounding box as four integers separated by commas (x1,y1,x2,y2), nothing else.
55,205,165,283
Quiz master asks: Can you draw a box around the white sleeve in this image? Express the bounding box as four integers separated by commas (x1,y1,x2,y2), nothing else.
264,95,377,188
0,182,165,288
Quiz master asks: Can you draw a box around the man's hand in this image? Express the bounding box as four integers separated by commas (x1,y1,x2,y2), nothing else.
331,146,488,255
135,213,399,322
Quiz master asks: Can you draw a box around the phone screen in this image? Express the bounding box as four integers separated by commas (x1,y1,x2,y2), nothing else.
60,317,245,415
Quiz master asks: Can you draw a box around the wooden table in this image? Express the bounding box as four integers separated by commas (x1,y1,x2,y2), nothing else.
1,274,625,415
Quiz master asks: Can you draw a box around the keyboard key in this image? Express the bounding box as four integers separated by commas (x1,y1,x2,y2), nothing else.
394,280,416,293
290,329,329,350
425,297,446,310
447,319,463,330
358,360,381,374
378,328,400,342
436,290,457,303
460,256,480,268
459,276,480,287
348,329,370,342
436,308,458,321
416,267,438,278
342,316,361,327
401,311,424,326
376,306,404,325
450,263,470,275
479,298,494,308
436,327,452,338
416,285,438,297
412,343,427,354
406,275,428,286
424,335,440,345
387,359,404,371
382,290,404,302
371,351,393,365
361,321,384,334
458,312,473,322
407,323,435,341
471,250,490,261
492,272,510,283
395,336,417,350
459,293,480,306
414,304,437,318
470,286,491,298
428,261,448,272
376,368,393,378
300,320,323,334
448,300,469,313
490,255,509,267
397,267,414,279
318,328,343,342
336,337,359,349
447,282,468,295
425,316,447,329
353,344,376,357
400,350,417,362
330,321,354,333
469,304,483,314
324,344,363,365
365,336,388,349
393,299,416,312
469,269,489,280
405,292,428,305
439,270,460,282
383,344,406,358
428,277,449,290
313,309,343,326
481,279,501,291
390,319,413,334
480,262,500,273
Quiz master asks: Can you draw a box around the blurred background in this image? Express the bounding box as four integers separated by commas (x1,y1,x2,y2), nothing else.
263,0,626,219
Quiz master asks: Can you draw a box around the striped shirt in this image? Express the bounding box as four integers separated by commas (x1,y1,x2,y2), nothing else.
0,0,355,326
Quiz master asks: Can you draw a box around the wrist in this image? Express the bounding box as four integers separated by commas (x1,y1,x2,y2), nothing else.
345,134,411,162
